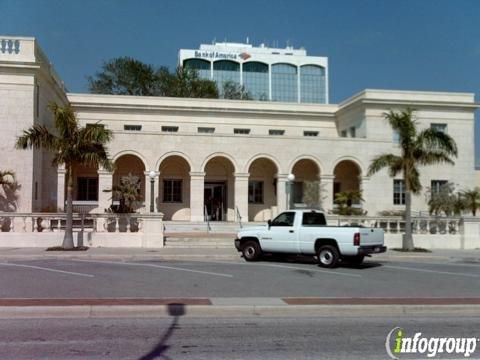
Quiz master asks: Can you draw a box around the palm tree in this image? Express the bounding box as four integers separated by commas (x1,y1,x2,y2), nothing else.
460,187,480,216
0,170,15,188
16,103,113,249
367,108,457,250
104,173,142,213
334,189,364,215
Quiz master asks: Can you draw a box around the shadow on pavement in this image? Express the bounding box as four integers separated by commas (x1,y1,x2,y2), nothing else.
260,254,383,270
138,303,185,360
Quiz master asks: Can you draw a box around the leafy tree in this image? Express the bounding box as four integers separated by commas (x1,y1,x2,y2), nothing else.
221,80,252,100
88,58,218,99
87,57,158,96
460,187,480,216
302,181,327,209
16,103,113,249
367,108,457,250
333,189,365,215
0,170,15,188
104,173,142,213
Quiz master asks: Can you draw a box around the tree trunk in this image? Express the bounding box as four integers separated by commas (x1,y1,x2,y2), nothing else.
62,164,75,249
403,190,414,250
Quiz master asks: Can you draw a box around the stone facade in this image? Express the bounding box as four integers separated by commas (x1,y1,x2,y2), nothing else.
0,37,477,222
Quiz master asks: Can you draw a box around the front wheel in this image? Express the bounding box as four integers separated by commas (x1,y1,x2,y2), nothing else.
242,241,262,262
317,245,340,268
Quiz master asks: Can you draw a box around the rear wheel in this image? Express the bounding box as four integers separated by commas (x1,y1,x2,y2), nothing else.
317,245,340,268
242,241,262,262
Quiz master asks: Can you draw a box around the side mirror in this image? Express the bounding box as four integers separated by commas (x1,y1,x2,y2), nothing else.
267,219,272,229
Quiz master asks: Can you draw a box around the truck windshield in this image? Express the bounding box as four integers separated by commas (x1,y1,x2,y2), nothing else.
302,212,326,226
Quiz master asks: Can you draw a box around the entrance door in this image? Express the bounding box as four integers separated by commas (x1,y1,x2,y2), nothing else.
204,182,227,221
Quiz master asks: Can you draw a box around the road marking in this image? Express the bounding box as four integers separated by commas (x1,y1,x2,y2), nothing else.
383,265,479,278
0,262,94,278
71,259,233,278
184,259,362,278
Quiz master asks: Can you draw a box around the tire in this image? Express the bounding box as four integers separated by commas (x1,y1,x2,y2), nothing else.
242,241,262,262
317,245,340,268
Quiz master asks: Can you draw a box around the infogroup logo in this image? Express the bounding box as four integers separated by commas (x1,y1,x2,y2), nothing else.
385,327,478,359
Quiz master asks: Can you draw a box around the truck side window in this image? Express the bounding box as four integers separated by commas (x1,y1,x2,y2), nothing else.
302,212,327,226
270,212,295,227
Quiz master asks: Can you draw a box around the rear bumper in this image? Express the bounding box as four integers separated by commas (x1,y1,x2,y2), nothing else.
358,245,387,255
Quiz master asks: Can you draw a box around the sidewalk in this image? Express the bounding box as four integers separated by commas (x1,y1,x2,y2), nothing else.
0,246,478,262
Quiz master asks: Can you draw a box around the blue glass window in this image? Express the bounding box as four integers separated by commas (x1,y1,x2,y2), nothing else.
183,59,211,79
243,62,269,100
271,63,298,102
300,65,326,104
213,60,240,95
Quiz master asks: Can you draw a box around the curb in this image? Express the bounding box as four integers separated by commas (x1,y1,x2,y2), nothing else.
2,304,480,319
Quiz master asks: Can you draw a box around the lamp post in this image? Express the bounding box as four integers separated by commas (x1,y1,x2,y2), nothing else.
287,173,295,210
148,170,156,213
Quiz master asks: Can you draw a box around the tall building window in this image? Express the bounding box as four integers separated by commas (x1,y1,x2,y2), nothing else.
431,123,447,134
163,179,182,203
272,63,297,102
248,181,264,204
213,60,240,95
393,179,405,205
292,181,304,204
77,177,98,201
183,59,211,79
242,62,269,100
393,130,400,143
300,65,326,104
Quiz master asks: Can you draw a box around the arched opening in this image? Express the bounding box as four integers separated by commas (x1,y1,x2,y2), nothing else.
113,154,146,212
248,158,279,221
291,159,321,208
333,160,362,207
158,156,191,221
204,156,235,221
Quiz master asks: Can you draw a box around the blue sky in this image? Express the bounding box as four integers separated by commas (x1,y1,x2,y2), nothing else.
2,0,480,165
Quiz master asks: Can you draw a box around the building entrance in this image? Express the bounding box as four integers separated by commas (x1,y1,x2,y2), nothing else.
204,182,226,221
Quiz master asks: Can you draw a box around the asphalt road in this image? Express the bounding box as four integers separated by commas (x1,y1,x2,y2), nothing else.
1,315,479,359
0,257,479,298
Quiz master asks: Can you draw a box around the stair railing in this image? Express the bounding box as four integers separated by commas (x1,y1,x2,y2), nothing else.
204,205,211,232
236,206,243,229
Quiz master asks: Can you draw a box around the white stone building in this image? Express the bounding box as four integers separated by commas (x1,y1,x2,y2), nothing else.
1,37,477,223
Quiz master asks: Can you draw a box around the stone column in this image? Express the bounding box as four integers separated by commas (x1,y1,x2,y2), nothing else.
190,172,205,222
320,174,335,213
56,165,66,212
360,175,370,215
234,172,249,223
96,168,113,213
276,174,288,213
144,171,159,213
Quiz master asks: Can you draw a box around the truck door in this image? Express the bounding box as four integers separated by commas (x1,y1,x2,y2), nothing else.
260,211,299,253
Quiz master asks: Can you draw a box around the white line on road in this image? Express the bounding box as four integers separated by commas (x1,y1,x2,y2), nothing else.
0,262,95,278
72,259,233,278
184,259,362,278
383,265,479,278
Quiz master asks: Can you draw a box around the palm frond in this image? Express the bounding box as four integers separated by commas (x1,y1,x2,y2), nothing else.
15,124,59,151
367,154,403,176
416,128,458,157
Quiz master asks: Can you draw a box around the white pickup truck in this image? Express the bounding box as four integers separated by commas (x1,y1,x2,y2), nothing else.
234,209,386,268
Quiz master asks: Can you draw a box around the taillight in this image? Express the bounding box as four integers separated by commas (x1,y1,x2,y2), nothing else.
353,232,360,246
